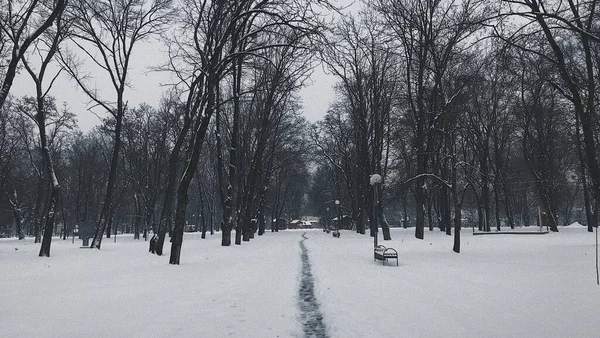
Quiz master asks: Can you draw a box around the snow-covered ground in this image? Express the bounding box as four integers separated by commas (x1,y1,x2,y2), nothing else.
1,226,599,337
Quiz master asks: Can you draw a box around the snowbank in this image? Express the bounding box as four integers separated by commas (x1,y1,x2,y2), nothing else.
1,227,599,337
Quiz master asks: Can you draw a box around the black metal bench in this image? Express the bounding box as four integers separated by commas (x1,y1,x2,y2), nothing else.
374,245,398,266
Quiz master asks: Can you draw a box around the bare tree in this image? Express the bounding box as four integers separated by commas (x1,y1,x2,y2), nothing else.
311,107,359,231
122,103,167,241
165,0,244,260
60,0,173,249
321,9,399,239
514,51,574,232
150,91,185,255
18,3,68,256
495,0,600,228
63,131,106,228
0,102,29,239
372,0,486,241
0,0,67,109
235,31,314,242
163,0,332,263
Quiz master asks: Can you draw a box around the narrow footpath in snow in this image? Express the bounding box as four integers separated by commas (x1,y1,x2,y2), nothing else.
298,233,329,338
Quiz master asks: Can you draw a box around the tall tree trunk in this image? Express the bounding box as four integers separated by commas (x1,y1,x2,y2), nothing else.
257,184,267,236
201,213,208,239
235,217,243,244
478,202,484,231
444,185,452,236
452,151,461,253
6,185,25,240
151,109,191,255
33,174,45,243
199,182,207,239
60,192,69,240
258,212,265,236
575,113,595,232
170,186,189,265
223,59,242,246
14,207,25,240
583,174,595,232
90,93,125,249
367,187,376,237
415,163,426,239
36,99,60,257
427,195,434,232
481,154,491,232
541,202,559,232
494,185,501,231
170,108,213,264
503,180,515,230
271,203,277,233
441,154,451,236
521,187,530,227
378,202,391,240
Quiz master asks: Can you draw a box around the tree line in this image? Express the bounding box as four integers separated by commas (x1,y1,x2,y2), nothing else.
1,0,599,261
1,0,330,263
309,0,600,253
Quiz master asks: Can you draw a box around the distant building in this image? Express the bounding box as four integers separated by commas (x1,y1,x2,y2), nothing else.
288,220,303,229
304,216,321,228
288,217,321,229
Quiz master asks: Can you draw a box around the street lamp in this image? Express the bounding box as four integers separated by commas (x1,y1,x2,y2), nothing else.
325,207,330,232
335,199,341,232
370,174,382,248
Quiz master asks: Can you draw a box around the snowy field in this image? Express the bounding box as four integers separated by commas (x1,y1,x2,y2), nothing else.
1,225,599,338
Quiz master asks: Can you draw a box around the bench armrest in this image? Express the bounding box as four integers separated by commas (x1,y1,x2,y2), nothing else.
384,247,398,256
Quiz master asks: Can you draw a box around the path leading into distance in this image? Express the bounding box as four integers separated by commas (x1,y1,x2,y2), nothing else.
298,233,329,338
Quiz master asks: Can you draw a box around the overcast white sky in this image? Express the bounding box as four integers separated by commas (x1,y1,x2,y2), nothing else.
11,1,361,132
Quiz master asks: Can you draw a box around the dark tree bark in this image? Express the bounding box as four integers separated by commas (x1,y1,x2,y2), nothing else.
152,103,190,255
170,106,213,264
452,148,461,253
37,127,60,257
231,59,242,246
16,6,68,256
5,183,25,240
575,113,595,232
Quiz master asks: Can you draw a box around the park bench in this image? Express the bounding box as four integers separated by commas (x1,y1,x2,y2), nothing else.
374,245,398,266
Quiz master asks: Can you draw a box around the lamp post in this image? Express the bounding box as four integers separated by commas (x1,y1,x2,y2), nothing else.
335,200,341,231
326,207,330,232
370,174,382,248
